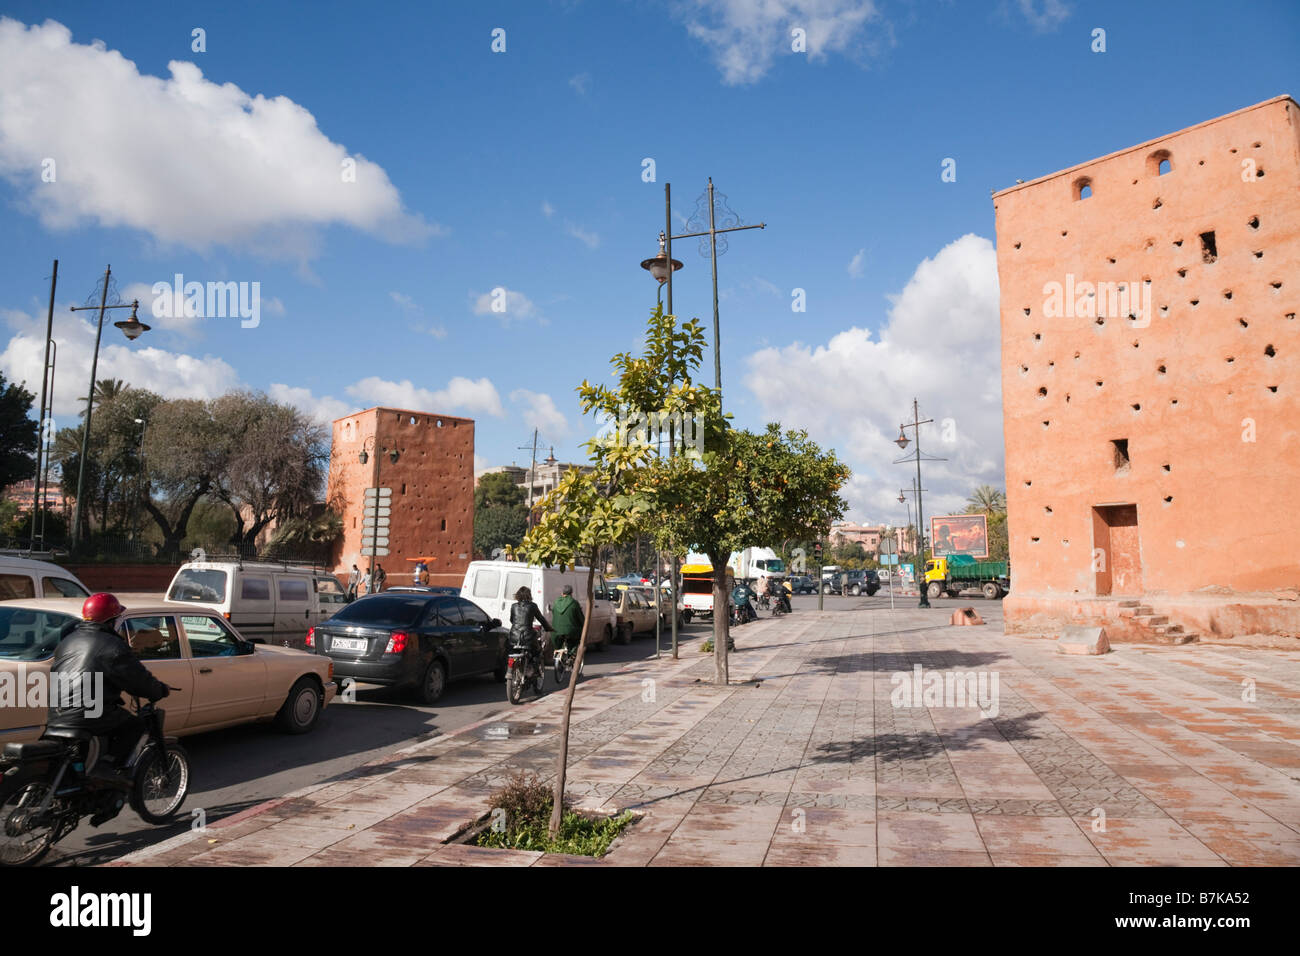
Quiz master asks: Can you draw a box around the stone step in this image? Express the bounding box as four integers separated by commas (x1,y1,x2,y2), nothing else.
1171,632,1199,645
1136,614,1168,626
1134,605,1154,615
1117,600,1141,608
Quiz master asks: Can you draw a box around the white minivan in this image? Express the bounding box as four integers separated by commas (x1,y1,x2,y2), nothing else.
461,560,617,648
165,560,348,647
0,554,91,602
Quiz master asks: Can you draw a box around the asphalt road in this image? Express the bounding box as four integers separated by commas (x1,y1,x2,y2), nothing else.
44,589,980,866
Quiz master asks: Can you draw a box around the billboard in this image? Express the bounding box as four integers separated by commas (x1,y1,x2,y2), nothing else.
930,514,989,558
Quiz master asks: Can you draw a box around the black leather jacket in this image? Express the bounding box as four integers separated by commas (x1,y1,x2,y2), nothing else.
509,601,551,646
46,620,169,731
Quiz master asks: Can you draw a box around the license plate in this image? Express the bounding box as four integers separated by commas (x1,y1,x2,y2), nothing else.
332,637,366,652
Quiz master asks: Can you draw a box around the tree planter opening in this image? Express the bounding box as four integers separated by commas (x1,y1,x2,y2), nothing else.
467,771,636,857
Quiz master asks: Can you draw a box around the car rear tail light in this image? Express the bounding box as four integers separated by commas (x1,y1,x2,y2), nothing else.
305,627,315,648
385,631,409,654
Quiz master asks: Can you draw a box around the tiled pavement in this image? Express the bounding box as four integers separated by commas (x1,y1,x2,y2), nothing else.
113,604,1300,866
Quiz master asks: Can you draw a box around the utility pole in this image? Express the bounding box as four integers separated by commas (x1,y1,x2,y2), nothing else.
29,260,57,552
518,430,539,528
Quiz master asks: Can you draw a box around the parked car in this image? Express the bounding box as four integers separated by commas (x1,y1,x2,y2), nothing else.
610,587,658,642
823,570,880,596
386,585,460,596
785,575,817,594
461,560,617,649
307,592,507,704
0,555,90,602
0,598,336,747
165,560,348,647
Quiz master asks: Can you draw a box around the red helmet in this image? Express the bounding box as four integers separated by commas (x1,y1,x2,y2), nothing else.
82,592,124,623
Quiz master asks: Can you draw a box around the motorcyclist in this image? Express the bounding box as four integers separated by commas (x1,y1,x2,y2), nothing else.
731,581,757,624
509,586,552,673
768,577,791,614
46,593,170,780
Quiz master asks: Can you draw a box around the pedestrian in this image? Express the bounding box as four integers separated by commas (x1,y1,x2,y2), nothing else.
362,568,373,594
347,563,361,600
412,560,423,586
374,563,387,592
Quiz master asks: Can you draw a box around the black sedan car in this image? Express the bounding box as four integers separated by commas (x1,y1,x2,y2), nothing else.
306,593,506,704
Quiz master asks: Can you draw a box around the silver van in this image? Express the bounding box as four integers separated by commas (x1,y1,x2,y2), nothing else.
0,554,91,602
165,560,348,647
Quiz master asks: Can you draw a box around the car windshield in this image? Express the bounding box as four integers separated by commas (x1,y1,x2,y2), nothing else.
327,595,430,627
168,569,228,603
0,607,76,660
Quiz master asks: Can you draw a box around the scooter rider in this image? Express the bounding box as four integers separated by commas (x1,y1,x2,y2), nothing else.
46,593,170,777
509,586,553,672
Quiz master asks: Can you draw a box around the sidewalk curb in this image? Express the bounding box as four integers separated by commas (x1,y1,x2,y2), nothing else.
105,644,708,866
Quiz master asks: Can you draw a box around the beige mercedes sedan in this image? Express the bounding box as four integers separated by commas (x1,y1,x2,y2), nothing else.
0,598,337,747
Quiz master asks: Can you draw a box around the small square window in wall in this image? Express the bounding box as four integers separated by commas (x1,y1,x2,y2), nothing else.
1200,231,1217,263
1112,439,1130,473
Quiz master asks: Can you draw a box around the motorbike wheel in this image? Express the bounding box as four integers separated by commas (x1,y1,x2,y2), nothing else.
507,665,525,705
0,777,61,867
130,743,190,825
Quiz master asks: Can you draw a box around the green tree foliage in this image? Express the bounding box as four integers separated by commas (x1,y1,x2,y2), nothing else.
0,372,38,491
474,472,528,558
645,423,849,684
210,392,329,548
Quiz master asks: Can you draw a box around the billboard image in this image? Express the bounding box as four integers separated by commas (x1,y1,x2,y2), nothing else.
930,514,989,558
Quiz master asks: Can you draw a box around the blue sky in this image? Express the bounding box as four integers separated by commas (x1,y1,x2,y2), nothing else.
1,0,1297,523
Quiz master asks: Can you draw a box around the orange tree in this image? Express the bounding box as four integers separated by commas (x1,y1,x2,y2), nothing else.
514,305,717,838
643,423,849,686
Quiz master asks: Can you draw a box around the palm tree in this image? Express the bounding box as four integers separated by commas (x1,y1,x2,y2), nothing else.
966,484,1006,515
78,378,126,418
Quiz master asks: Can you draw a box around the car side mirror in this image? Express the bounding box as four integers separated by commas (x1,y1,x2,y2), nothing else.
492,618,502,628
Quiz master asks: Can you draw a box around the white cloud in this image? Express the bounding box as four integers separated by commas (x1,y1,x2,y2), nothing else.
390,290,446,338
564,221,600,249
0,306,239,419
471,288,541,325
1016,0,1070,31
509,389,570,439
679,0,883,85
743,233,1003,524
0,18,437,260
347,375,505,418
541,200,555,219
847,248,867,278
568,72,592,95
267,383,353,424
473,454,489,477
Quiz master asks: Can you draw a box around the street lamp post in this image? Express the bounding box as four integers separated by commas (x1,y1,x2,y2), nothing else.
893,398,944,609
132,417,147,545
67,265,151,549
359,438,399,592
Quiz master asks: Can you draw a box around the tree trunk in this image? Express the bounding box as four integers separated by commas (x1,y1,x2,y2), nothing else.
711,551,729,686
550,562,595,839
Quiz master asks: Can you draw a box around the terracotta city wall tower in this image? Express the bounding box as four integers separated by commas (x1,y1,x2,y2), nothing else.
993,96,1300,643
328,407,474,589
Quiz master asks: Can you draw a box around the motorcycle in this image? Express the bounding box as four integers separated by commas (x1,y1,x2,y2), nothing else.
771,591,792,616
506,626,547,704
0,693,189,867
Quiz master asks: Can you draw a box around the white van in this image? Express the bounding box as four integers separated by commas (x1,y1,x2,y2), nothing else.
0,554,90,602
165,560,348,647
461,560,617,648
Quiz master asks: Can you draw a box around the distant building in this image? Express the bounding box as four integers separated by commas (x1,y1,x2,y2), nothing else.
829,522,910,555
479,448,594,506
2,479,68,513
994,96,1299,642
328,407,474,588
